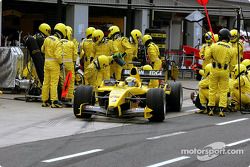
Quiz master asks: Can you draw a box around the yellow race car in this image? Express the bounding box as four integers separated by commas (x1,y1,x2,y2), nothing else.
73,67,183,122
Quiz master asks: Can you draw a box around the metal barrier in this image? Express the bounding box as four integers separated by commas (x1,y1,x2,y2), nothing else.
0,47,26,88
165,50,197,79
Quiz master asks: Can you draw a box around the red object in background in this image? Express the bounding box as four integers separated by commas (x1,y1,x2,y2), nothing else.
184,60,192,67
61,71,73,99
183,45,200,60
243,51,250,59
196,0,209,6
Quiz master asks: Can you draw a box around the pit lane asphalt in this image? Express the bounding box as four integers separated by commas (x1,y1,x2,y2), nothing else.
1,80,249,167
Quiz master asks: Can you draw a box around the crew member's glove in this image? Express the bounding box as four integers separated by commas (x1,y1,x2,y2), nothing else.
112,53,122,59
90,57,94,63
122,52,127,58
132,56,139,61
60,63,64,71
112,53,126,67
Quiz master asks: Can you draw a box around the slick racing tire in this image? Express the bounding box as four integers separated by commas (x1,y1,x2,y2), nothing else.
166,81,183,112
73,85,95,118
147,88,166,122
25,35,44,84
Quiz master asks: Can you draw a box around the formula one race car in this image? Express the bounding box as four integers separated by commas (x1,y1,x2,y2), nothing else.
73,67,183,122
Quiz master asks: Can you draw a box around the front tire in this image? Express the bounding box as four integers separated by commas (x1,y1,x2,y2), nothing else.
147,88,166,122
73,85,95,118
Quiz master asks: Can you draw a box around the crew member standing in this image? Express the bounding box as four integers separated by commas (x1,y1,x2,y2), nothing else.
41,23,66,108
60,26,78,103
80,27,96,72
230,29,244,70
124,29,142,70
200,32,213,69
142,34,162,70
206,28,233,117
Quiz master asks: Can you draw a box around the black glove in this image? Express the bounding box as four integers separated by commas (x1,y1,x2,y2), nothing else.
132,57,139,61
122,52,127,58
60,63,64,71
90,57,94,63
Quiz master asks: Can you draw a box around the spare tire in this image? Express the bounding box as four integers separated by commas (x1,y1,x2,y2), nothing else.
166,81,183,112
73,85,95,118
146,88,166,122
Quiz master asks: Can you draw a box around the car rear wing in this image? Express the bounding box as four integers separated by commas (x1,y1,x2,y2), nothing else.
122,69,167,80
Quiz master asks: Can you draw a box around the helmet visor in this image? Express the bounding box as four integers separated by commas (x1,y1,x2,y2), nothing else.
93,37,98,43
230,35,237,41
47,29,51,35
127,81,136,87
205,35,211,40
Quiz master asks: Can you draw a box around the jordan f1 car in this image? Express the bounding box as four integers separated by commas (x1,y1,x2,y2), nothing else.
73,67,183,122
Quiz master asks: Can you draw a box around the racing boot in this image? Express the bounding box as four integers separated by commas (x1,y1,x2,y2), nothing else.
42,100,50,107
219,107,225,117
208,106,215,116
51,100,63,108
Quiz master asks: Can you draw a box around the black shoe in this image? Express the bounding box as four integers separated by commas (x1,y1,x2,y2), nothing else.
208,106,215,116
42,100,50,107
51,100,63,108
219,107,225,117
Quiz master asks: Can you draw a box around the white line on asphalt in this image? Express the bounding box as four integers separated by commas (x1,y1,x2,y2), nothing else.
146,156,190,167
215,118,249,126
226,138,250,147
146,131,187,140
185,108,199,113
42,149,103,163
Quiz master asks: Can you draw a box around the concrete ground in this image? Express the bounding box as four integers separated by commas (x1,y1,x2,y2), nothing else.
0,80,199,148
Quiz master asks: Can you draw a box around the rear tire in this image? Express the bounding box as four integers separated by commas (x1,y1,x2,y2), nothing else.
166,81,183,112
73,85,95,118
147,88,166,122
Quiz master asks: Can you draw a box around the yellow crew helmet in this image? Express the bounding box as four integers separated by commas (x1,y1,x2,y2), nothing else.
92,29,104,44
107,25,120,39
39,23,51,37
142,64,153,71
131,29,142,44
142,34,152,46
241,59,250,69
85,27,96,39
54,23,67,38
214,34,219,43
66,26,73,40
232,64,247,79
230,29,239,43
204,31,213,43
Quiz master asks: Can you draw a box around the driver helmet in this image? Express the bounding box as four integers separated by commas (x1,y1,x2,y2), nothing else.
125,76,139,87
